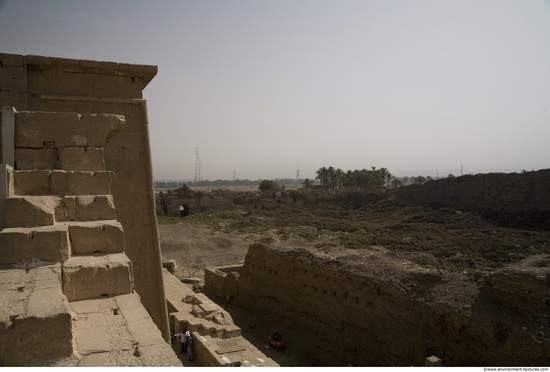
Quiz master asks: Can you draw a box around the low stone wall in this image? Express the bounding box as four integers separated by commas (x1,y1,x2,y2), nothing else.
204,265,243,305
156,185,385,217
236,244,550,366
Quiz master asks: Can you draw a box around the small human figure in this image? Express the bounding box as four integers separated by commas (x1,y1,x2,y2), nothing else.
272,330,282,342
186,331,193,361
172,329,188,354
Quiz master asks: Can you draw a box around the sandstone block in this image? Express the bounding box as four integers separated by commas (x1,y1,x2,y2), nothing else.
14,148,57,170
58,147,105,171
72,312,109,354
14,111,125,148
56,195,116,222
0,264,73,366
68,220,124,254
62,253,134,302
425,355,442,366
50,170,114,195
4,195,60,227
0,64,27,92
0,225,70,264
13,170,51,195
67,171,113,195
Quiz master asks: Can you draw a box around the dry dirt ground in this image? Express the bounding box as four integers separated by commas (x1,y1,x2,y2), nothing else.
158,201,550,366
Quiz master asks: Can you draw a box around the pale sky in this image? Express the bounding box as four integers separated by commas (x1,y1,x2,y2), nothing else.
1,0,549,180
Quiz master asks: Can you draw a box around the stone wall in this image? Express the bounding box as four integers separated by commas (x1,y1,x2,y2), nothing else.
395,170,550,213
0,53,169,340
236,244,549,366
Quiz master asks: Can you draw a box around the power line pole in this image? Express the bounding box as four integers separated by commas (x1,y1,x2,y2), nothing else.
233,170,236,181
296,167,300,180
194,147,200,183
195,147,200,182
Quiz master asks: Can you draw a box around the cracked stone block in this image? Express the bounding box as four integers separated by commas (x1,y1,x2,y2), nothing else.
68,220,124,254
62,253,134,302
58,147,105,172
4,195,60,227
0,225,71,265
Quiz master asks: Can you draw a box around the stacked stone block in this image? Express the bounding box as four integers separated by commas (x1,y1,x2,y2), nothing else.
1,110,133,298
0,110,136,365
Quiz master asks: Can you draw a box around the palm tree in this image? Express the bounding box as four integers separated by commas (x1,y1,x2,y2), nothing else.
302,178,313,188
414,175,427,184
391,178,403,188
386,172,393,189
315,167,328,186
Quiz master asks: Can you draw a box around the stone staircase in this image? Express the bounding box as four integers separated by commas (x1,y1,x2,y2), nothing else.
0,110,179,366
0,111,133,298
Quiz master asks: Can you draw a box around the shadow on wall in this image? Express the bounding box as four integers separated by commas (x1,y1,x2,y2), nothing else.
179,205,190,217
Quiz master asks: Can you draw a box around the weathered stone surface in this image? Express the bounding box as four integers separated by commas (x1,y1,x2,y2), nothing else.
0,225,70,264
58,147,105,171
68,220,124,254
67,171,113,195
56,195,116,222
14,111,125,148
51,170,113,195
14,148,57,170
62,253,134,302
13,170,51,195
0,64,27,92
4,52,170,343
66,294,182,367
4,195,60,227
0,264,73,366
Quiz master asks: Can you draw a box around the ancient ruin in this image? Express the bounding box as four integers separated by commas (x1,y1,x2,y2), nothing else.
0,53,277,367
166,171,550,366
2,52,549,367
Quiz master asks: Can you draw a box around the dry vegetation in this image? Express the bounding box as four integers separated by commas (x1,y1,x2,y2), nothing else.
159,200,550,273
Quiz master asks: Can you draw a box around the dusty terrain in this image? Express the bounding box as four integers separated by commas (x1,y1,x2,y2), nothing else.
158,200,550,366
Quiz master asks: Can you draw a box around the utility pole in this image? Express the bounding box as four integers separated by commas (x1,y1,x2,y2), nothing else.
296,167,300,180
233,170,236,181
194,148,201,182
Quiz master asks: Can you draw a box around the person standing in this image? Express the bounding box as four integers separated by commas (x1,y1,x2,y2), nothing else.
172,329,188,354
186,331,193,361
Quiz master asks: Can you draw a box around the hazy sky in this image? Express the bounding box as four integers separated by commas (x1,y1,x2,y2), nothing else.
1,0,549,180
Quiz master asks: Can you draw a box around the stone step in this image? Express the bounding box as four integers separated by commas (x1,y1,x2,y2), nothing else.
4,195,60,227
67,220,124,255
13,170,114,196
0,225,70,265
0,264,73,366
4,195,117,227
62,253,134,302
62,293,182,367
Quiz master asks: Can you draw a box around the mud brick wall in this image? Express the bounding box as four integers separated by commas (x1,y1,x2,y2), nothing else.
395,169,550,213
237,244,549,366
0,53,170,340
